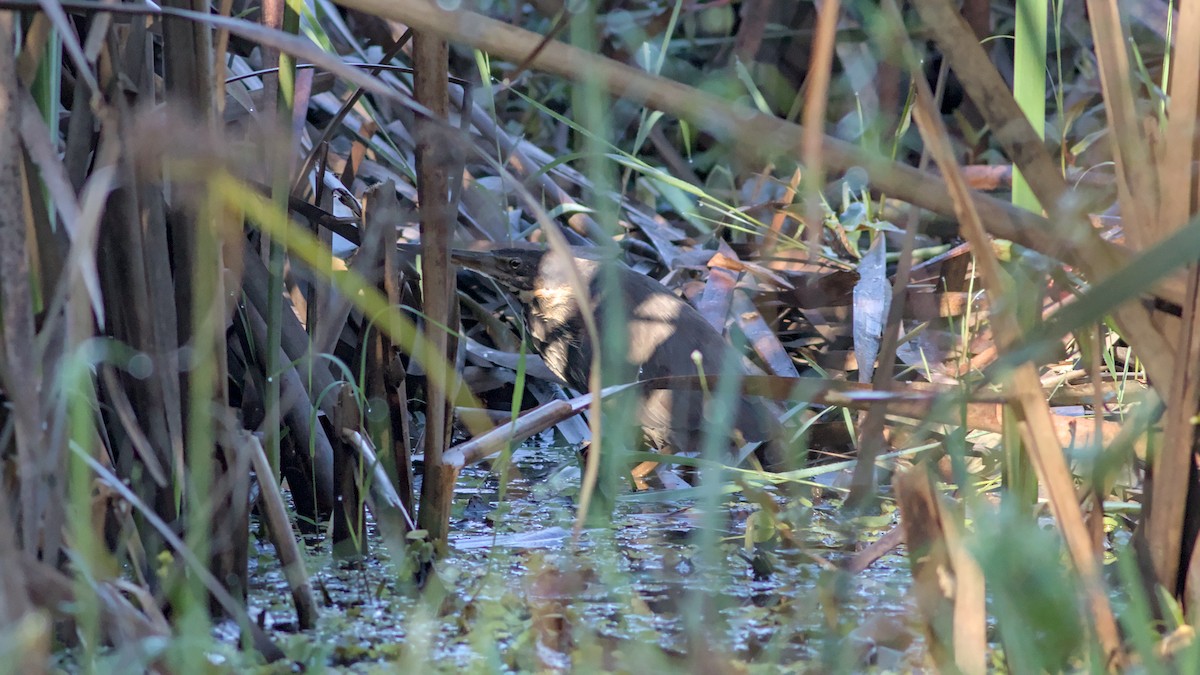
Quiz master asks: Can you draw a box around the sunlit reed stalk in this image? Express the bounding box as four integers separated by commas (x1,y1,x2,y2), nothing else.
1012,0,1048,211
568,3,633,533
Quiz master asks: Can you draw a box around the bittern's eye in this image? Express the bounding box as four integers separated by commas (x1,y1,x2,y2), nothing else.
507,258,522,270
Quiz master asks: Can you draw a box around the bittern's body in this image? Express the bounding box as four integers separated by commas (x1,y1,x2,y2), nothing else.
454,247,786,469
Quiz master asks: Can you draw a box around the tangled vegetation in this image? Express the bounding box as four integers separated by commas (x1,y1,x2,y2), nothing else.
0,0,1197,672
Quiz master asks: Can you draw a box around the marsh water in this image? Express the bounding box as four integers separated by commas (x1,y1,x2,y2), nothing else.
236,436,919,672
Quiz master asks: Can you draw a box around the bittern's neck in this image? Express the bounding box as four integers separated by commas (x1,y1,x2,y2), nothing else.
524,283,581,328
524,256,597,326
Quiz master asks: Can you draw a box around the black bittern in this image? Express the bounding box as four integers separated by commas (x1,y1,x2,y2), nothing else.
453,246,788,470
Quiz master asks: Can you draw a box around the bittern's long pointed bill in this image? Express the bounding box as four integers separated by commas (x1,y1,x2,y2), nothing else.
451,248,547,292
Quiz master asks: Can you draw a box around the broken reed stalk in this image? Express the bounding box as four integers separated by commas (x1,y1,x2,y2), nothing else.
245,431,318,629
330,384,368,560
893,467,985,675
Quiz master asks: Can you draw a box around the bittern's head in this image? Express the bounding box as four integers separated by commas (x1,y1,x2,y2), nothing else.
451,248,549,292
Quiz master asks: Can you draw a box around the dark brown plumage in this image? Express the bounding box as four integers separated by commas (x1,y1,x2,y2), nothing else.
453,247,788,469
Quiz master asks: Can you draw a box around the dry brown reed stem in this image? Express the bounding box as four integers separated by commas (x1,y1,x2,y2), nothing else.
443,385,639,468
340,431,417,531
0,10,48,557
1088,0,1162,250
919,0,1200,606
899,28,1124,670
799,0,839,257
1138,0,1200,596
1160,5,1200,236
1152,268,1200,596
413,31,459,550
245,432,318,629
443,371,1127,472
